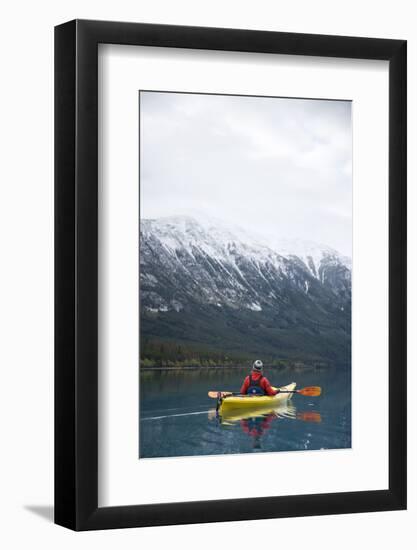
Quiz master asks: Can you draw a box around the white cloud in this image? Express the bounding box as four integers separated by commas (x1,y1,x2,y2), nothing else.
140,91,352,256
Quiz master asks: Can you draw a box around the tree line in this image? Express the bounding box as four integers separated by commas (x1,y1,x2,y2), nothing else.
140,338,306,369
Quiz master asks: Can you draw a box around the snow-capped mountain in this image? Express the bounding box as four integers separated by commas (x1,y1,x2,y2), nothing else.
140,216,351,364
140,216,351,311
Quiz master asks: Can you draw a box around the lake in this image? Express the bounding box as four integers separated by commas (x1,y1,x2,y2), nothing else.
139,366,351,458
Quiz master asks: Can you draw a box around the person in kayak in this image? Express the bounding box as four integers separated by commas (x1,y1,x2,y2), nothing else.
240,360,280,396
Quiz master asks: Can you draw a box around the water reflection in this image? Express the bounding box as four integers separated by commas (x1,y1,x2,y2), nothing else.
241,414,275,450
209,401,322,450
140,366,349,458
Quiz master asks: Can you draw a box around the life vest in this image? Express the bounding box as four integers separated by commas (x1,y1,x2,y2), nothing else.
247,374,265,396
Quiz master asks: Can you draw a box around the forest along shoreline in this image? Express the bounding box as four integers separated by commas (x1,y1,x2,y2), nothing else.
140,339,349,370
140,362,343,371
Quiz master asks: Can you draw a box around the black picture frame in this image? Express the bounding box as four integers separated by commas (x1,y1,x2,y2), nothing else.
55,19,407,531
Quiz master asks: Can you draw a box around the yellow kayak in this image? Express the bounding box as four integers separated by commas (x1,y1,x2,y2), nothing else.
217,400,297,424
218,382,296,416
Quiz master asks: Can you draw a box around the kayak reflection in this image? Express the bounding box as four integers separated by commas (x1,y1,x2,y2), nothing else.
218,400,297,424
209,401,322,450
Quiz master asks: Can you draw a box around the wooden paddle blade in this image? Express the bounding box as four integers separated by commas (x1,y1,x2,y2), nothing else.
207,391,233,399
208,391,220,399
297,386,322,397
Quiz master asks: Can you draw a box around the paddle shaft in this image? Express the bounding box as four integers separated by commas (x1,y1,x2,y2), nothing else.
210,390,297,399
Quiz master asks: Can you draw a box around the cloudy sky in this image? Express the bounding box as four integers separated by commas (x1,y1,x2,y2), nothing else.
140,91,352,256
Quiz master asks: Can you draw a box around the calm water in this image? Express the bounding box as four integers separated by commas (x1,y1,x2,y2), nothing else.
139,366,351,458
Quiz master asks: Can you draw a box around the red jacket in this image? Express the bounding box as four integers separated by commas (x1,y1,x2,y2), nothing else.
240,371,278,396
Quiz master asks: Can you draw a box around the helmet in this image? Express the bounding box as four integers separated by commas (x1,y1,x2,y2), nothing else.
252,359,263,372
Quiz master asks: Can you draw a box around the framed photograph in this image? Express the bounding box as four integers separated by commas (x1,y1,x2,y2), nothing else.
55,20,406,530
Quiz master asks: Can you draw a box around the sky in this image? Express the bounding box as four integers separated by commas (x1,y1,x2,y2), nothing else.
140,91,352,256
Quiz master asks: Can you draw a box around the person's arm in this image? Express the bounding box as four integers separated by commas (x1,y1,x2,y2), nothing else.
240,376,249,395
262,377,279,396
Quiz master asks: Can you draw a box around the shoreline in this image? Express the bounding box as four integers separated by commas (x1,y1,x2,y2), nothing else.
140,363,339,371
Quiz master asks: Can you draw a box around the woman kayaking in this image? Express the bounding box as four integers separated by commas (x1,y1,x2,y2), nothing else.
240,360,280,396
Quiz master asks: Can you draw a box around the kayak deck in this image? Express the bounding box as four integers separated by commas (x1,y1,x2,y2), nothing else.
218,382,296,415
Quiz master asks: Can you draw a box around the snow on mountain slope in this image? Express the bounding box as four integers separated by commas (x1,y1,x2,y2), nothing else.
270,238,351,279
140,215,351,314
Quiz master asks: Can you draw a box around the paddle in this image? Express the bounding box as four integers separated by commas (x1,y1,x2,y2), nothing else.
207,391,238,399
207,386,321,399
275,386,322,397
